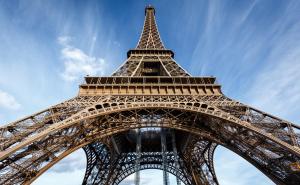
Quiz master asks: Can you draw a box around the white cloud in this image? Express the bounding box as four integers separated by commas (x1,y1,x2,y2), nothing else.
58,36,106,81
214,146,273,185
245,41,300,121
0,89,21,110
33,149,86,185
48,148,86,173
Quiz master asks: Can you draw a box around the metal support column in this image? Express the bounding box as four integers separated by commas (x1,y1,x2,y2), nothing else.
171,130,181,185
161,128,170,185
135,129,142,185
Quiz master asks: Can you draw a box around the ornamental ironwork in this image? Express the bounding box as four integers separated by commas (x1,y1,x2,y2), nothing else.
0,5,300,185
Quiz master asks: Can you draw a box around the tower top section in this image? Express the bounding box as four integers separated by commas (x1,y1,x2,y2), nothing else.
113,6,189,77
136,6,165,50
145,5,155,15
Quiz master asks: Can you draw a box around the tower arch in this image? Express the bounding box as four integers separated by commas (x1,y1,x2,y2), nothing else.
0,5,300,185
1,103,299,184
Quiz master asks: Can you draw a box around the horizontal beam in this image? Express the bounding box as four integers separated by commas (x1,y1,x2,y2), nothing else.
127,49,174,58
84,76,217,85
79,85,222,96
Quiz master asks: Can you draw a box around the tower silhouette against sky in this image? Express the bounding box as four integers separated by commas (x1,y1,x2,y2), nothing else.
0,5,300,185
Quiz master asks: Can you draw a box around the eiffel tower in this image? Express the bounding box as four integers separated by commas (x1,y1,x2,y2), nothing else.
1,5,300,185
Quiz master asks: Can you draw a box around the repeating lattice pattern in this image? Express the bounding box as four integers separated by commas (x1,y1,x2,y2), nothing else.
0,95,300,184
0,5,300,185
136,6,165,49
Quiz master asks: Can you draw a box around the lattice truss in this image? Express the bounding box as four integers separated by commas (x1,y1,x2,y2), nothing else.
112,55,190,77
1,5,300,185
0,95,300,184
136,6,164,50
112,6,189,77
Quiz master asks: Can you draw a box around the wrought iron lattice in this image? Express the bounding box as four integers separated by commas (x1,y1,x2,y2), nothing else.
135,129,141,185
161,128,170,185
0,5,300,185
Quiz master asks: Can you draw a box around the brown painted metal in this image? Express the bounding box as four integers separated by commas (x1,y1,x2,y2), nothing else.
0,5,300,185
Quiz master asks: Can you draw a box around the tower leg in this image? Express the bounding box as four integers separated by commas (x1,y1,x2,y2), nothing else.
135,129,142,185
171,130,181,185
161,128,170,185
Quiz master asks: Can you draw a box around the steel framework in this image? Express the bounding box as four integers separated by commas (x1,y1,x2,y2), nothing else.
0,5,300,185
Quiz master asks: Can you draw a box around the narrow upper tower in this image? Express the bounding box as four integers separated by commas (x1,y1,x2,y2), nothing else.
113,6,190,77
136,5,165,50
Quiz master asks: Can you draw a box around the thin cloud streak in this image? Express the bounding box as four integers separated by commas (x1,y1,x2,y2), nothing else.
188,0,300,106
246,46,300,121
184,1,299,185
243,1,300,122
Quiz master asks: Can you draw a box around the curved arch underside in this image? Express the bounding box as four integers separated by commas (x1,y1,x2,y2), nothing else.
82,140,218,185
0,95,300,185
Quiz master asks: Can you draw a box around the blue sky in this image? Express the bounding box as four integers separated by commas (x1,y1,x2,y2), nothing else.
0,0,300,184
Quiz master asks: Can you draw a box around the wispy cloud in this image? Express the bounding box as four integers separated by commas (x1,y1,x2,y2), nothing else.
244,2,300,122
246,48,300,121
237,0,258,26
47,148,86,173
32,149,86,185
186,0,300,121
58,36,106,81
0,89,21,110
214,146,273,185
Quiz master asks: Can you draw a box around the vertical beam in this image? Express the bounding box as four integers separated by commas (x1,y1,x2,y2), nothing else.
111,136,120,155
135,129,142,185
191,169,203,185
287,123,298,146
161,128,170,185
171,130,181,185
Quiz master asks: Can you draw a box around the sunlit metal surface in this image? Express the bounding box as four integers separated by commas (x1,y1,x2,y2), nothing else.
0,5,300,185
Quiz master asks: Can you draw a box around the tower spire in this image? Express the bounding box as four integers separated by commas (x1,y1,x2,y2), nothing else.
113,5,190,77
136,5,165,49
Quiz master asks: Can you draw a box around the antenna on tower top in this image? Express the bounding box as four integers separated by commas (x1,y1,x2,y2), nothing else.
145,5,155,15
